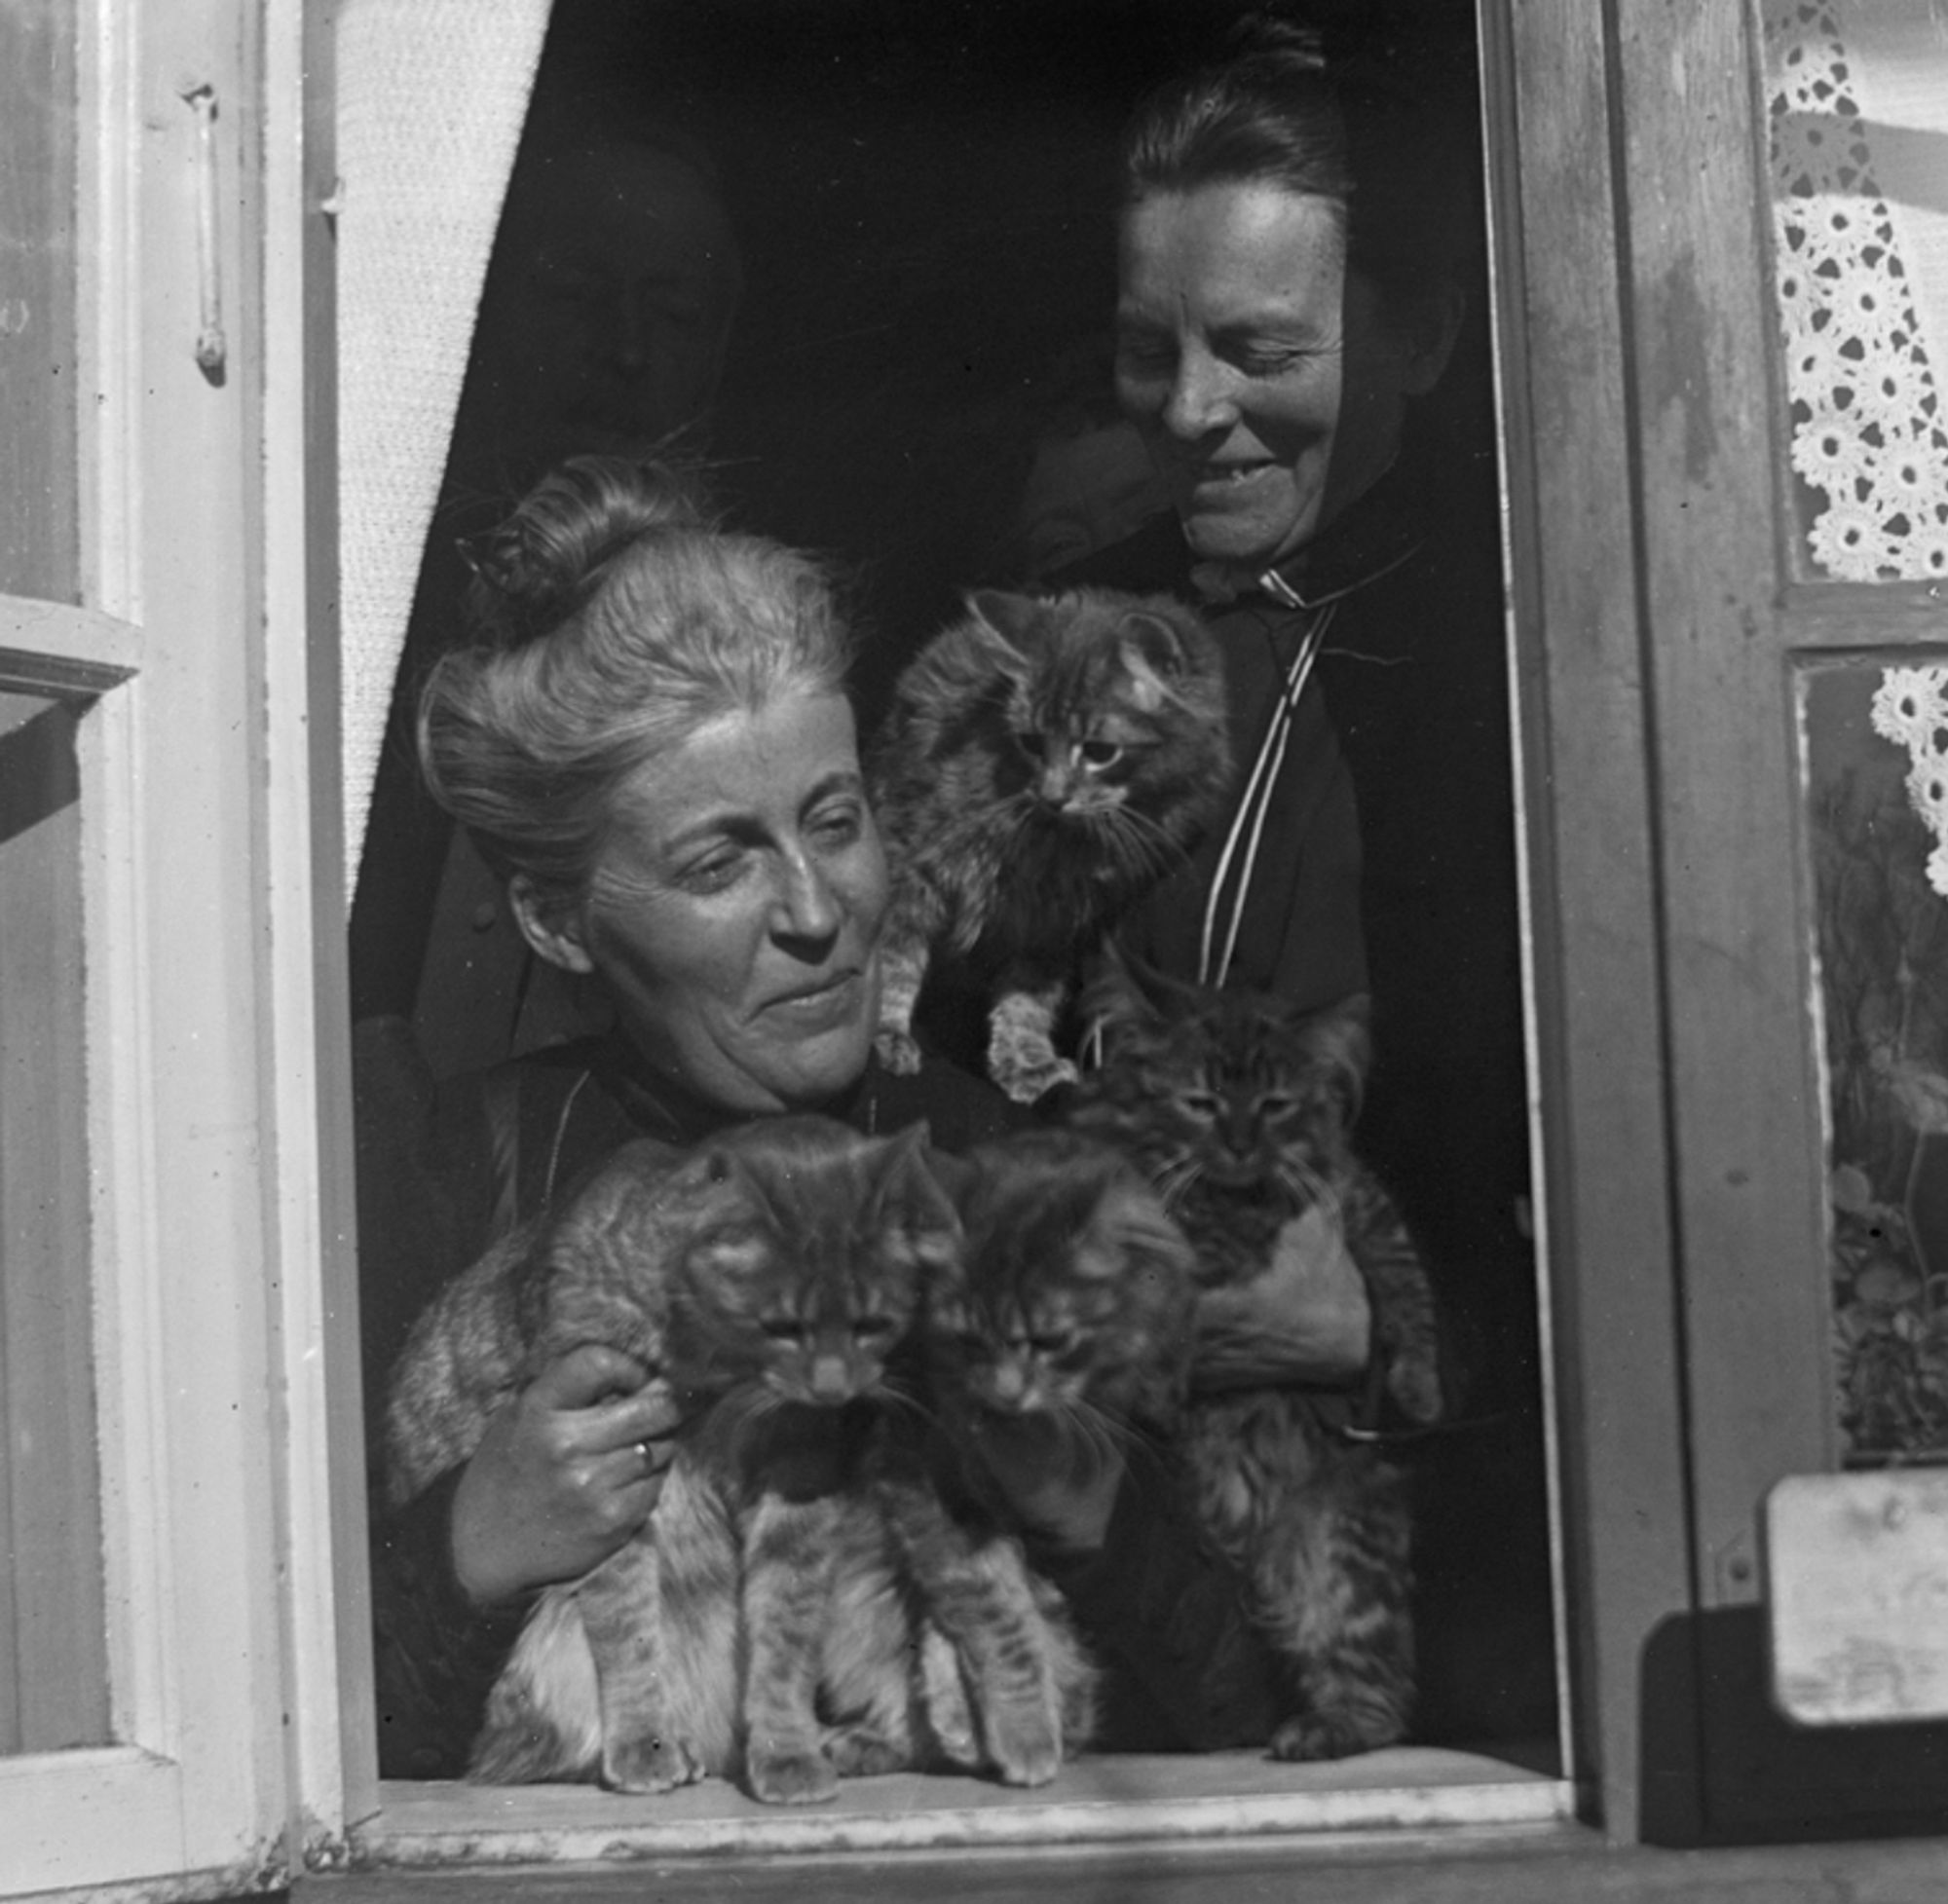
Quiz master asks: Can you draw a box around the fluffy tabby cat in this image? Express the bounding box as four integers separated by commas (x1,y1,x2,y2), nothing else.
926,1129,1198,1449
1068,953,1443,1760
385,1116,1093,1802
868,586,1231,1104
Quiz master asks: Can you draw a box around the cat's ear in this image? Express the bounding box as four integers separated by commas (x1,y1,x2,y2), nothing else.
683,1218,774,1287
868,1121,964,1274
1308,992,1373,1115
1077,1170,1196,1289
508,874,596,975
1079,935,1192,1051
964,588,1040,661
1115,605,1195,713
674,1146,777,1284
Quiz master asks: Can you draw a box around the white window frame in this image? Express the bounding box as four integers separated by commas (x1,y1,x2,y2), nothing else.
1,1,334,1894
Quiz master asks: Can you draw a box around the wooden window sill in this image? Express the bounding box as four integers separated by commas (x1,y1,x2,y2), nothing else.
348,1743,1567,1870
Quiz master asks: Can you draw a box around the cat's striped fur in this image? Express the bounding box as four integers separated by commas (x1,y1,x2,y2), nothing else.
384,1116,1095,1801
1068,955,1442,1760
868,586,1231,1103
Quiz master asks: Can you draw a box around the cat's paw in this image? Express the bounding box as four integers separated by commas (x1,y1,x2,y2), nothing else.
991,1052,1079,1107
874,1026,924,1076
984,1706,1065,1787
1267,1704,1405,1764
823,1722,912,1778
746,1741,840,1806
918,1624,981,1767
1386,1349,1442,1425
601,1730,704,1795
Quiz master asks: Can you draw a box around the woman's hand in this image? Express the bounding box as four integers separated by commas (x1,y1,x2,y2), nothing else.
1192,1206,1373,1395
449,1345,684,1610
959,1410,1124,1555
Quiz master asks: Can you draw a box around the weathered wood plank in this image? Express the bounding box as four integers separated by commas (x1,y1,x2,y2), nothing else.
1611,0,1834,1581
1489,0,1695,1847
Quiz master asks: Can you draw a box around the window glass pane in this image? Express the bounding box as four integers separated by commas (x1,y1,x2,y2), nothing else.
1765,1,1948,583
0,3,79,603
0,687,107,1752
1805,659,1948,1462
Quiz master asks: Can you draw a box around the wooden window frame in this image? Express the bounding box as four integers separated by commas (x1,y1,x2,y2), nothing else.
271,0,1948,1893
307,0,1662,1871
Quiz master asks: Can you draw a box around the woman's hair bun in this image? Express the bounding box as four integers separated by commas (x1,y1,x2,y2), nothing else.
458,455,717,651
1219,12,1328,72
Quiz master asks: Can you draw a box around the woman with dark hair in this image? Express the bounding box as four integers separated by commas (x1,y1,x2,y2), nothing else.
1074,13,1552,1741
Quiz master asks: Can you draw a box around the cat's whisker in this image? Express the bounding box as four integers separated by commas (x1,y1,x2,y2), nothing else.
871,1376,949,1435
1152,1155,1205,1213
1064,1395,1145,1464
1274,1155,1344,1232
1096,803,1195,883
706,1378,797,1459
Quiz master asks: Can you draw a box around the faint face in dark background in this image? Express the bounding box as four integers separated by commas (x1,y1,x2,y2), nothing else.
467,138,743,481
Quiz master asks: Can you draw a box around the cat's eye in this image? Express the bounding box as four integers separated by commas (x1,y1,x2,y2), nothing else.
852,1316,897,1342
1011,730,1046,762
1178,1091,1221,1120
760,1319,805,1341
1030,1330,1076,1356
1256,1094,1297,1121
1079,740,1123,768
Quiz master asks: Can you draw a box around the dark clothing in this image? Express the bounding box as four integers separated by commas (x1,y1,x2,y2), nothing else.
1073,454,1532,1395
357,1021,1302,1777
1067,453,1555,1747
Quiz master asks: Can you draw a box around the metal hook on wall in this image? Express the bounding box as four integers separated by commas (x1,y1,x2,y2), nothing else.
180,82,226,383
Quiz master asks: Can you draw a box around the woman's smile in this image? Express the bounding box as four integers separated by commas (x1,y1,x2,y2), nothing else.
1116,181,1434,570
760,969,868,1030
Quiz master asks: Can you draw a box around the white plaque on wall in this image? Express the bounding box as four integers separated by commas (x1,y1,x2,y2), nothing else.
1766,1470,1948,1725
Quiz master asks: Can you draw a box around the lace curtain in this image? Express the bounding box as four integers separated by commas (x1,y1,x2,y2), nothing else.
1770,1,1948,894
1775,5,1948,1461
336,0,552,899
1769,0,1948,581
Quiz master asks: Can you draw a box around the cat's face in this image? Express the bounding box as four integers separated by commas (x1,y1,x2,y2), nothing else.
969,589,1228,840
1078,965,1370,1221
1002,637,1163,826
665,1117,959,1407
930,1266,1102,1418
927,1131,1194,1422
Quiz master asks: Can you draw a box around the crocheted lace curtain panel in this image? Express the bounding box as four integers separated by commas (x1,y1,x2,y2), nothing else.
1769,0,1948,887
336,0,552,901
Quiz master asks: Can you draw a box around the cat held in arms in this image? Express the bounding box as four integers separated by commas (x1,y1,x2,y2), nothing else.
869,586,1232,1104
384,1117,1096,1803
1068,951,1445,1760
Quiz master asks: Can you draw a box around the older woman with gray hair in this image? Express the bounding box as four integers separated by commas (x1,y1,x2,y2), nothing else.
358,458,1026,1773
360,456,1370,1778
